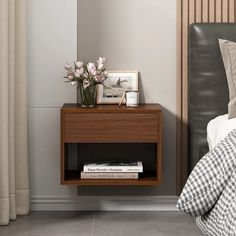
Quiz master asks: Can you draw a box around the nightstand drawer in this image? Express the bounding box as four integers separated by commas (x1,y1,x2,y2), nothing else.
63,113,158,142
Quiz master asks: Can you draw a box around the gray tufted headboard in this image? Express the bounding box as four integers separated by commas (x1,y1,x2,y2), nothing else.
188,23,236,172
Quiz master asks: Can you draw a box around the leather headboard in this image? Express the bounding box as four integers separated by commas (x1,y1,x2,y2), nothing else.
188,23,236,172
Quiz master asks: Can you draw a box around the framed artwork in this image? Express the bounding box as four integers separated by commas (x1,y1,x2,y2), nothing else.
97,71,138,104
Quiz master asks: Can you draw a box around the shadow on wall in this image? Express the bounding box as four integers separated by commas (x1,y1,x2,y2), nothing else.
138,72,145,103
77,0,177,196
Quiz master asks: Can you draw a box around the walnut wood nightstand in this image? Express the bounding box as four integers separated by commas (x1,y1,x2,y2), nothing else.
60,104,162,186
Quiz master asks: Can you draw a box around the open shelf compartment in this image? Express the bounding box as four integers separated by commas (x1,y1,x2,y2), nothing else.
62,143,159,185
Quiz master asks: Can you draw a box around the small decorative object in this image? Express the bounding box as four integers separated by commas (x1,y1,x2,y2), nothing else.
97,71,138,104
119,90,139,107
125,90,139,107
64,57,108,107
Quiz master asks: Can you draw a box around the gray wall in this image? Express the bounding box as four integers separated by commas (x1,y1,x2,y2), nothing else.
77,0,176,195
27,0,177,208
27,0,78,199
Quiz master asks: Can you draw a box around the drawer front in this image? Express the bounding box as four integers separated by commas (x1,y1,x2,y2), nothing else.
63,113,158,142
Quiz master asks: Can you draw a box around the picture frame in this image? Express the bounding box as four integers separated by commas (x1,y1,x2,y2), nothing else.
97,71,138,104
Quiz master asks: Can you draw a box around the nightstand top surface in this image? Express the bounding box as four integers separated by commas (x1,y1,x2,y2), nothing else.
61,103,162,112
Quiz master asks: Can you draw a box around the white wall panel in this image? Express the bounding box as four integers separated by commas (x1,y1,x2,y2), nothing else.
29,108,77,196
27,0,77,108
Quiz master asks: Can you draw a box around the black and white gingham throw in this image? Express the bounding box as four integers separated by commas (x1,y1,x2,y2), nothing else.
177,129,236,236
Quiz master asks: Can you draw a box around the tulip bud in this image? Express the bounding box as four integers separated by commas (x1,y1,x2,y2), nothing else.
95,75,100,82
75,67,84,77
65,63,72,70
87,63,97,76
70,81,77,86
76,61,84,69
66,67,73,74
97,57,106,65
98,63,104,70
103,71,108,77
83,79,90,89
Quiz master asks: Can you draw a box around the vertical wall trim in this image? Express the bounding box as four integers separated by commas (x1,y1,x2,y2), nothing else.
229,0,235,21
176,0,183,195
209,0,216,22
176,0,236,195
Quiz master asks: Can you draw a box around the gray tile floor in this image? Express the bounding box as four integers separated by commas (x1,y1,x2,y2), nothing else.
0,211,203,236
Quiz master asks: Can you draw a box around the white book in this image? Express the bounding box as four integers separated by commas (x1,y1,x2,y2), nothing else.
83,161,143,173
81,172,138,179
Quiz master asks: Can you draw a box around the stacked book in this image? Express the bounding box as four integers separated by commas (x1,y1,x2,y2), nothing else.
81,161,143,179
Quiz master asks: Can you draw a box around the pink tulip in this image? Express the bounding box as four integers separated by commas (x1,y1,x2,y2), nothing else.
70,81,77,86
76,61,84,68
67,69,74,77
83,79,90,89
65,63,72,70
87,63,97,76
95,75,101,82
103,71,108,77
97,57,106,65
76,67,84,76
68,75,73,80
98,63,104,70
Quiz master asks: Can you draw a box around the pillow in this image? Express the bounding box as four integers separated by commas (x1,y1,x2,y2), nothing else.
207,114,228,150
219,39,236,119
177,129,236,216
207,114,236,150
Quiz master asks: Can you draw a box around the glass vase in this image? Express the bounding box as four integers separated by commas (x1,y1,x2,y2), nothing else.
78,84,97,107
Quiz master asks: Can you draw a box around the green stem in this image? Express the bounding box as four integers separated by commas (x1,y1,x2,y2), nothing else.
79,84,97,107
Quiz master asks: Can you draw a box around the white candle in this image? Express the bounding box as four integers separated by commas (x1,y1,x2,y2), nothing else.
126,91,139,107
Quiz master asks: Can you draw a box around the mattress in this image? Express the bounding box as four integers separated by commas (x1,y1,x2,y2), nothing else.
207,114,236,150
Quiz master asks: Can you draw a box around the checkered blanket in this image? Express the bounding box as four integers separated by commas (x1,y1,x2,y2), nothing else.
177,129,236,236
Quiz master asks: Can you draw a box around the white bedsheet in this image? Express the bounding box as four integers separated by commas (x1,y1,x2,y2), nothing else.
207,114,236,150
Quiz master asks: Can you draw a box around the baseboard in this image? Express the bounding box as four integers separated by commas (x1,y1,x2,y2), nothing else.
31,195,178,211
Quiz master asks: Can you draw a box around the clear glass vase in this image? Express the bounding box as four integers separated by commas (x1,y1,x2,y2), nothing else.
78,84,97,107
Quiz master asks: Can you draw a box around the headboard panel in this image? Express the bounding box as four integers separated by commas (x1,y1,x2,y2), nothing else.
188,23,236,172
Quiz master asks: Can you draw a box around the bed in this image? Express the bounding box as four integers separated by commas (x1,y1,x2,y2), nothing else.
188,23,236,171
177,23,236,235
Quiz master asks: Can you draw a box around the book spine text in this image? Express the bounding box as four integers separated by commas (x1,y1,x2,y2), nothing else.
81,172,139,179
83,167,143,173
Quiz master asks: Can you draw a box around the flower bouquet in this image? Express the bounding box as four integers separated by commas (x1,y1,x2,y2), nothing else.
64,57,108,107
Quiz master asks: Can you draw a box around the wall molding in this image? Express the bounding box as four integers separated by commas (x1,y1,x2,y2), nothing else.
31,195,178,211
